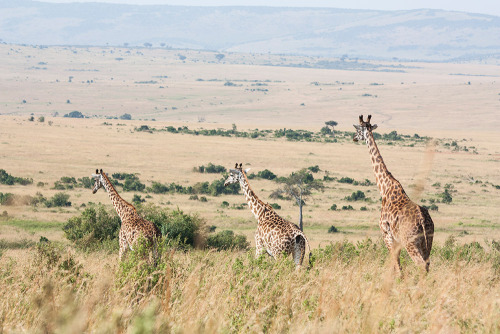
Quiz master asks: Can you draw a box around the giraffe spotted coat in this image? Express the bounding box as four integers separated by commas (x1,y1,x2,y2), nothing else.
224,164,310,266
92,169,160,262
354,116,434,272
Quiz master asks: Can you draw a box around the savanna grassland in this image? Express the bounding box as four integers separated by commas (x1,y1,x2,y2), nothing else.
0,44,499,333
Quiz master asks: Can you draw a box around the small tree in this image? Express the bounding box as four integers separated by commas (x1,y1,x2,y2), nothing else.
270,169,324,231
215,53,225,62
325,120,338,137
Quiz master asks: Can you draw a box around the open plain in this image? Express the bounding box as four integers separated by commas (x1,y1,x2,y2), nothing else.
0,44,499,332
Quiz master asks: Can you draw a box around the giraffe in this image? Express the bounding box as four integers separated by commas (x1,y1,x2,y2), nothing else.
353,115,434,273
91,169,161,263
224,163,311,267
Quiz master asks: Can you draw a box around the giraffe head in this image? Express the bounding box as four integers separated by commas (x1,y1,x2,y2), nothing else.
91,169,106,194
224,163,250,186
353,114,378,142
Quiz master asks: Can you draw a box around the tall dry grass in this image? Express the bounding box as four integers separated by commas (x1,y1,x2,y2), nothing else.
1,238,498,333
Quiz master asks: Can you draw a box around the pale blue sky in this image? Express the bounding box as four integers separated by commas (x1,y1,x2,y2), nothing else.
40,0,500,17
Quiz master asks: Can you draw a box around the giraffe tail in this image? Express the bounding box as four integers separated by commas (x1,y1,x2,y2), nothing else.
296,233,312,267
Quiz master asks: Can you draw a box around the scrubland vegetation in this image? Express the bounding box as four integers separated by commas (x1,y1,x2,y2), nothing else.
1,44,500,332
1,228,498,332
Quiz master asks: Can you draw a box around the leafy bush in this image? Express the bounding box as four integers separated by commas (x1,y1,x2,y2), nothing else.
53,176,77,190
338,177,354,184
138,205,205,249
0,192,14,205
120,113,132,120
440,189,453,204
423,204,439,211
344,191,367,201
77,176,93,189
270,203,281,210
0,169,33,185
329,204,337,211
132,194,145,204
342,205,354,210
63,111,84,118
328,225,339,233
111,173,146,192
307,165,320,173
63,205,120,251
257,169,277,180
147,181,170,194
44,193,71,207
206,230,249,251
193,163,226,173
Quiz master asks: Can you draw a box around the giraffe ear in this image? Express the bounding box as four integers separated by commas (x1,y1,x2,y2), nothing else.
371,124,378,130
353,124,361,130
244,168,251,173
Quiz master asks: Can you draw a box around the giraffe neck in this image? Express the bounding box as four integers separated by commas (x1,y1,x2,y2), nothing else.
101,174,136,220
364,130,396,196
239,173,269,221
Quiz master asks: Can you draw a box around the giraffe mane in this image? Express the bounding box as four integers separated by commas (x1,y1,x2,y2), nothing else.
241,170,268,210
101,172,137,211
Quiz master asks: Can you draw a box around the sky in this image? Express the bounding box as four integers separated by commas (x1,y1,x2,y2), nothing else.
40,0,500,17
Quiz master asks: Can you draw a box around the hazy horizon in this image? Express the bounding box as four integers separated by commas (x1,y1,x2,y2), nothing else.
38,0,500,17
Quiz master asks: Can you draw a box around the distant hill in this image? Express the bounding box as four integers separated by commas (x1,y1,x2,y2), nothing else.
1,0,499,61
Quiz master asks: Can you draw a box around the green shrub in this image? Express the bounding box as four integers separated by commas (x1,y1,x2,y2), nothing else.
423,204,439,211
77,177,93,189
0,169,33,185
132,194,145,204
193,163,226,173
45,192,71,207
206,230,249,251
328,226,339,233
0,192,14,205
63,111,84,118
138,205,205,249
307,165,320,173
344,190,367,201
440,189,453,204
63,205,120,252
342,205,354,210
257,169,277,180
360,206,368,211
329,204,337,211
148,181,170,194
338,177,354,184
270,203,281,210
221,201,229,208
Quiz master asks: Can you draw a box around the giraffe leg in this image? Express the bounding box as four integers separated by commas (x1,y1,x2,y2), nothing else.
255,233,265,259
293,235,306,267
118,230,128,262
406,234,431,273
381,223,402,275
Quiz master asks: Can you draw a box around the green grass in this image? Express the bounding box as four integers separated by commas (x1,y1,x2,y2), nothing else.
0,238,36,250
0,219,65,232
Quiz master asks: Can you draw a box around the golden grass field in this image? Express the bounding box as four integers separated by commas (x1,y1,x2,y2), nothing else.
0,44,499,332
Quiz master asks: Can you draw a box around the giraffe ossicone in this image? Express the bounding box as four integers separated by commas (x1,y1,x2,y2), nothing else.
353,116,434,273
91,169,161,263
224,162,311,267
